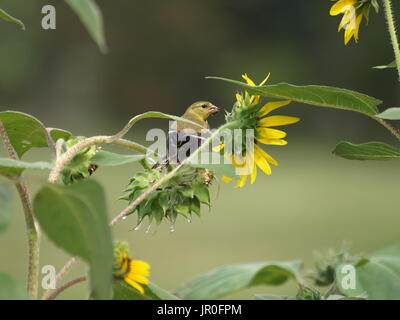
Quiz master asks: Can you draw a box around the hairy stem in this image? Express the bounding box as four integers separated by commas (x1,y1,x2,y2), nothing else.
46,276,87,300
48,112,203,183
48,136,110,183
373,116,400,141
112,112,204,142
0,122,40,299
48,136,151,183
112,138,151,154
383,0,400,80
41,257,78,300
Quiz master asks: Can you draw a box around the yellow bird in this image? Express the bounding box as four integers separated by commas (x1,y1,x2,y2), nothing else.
154,101,220,168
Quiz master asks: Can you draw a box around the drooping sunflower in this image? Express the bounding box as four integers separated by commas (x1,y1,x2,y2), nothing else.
217,74,300,188
329,0,378,45
113,242,150,294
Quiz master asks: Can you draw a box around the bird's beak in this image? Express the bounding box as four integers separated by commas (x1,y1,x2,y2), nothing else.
209,105,220,115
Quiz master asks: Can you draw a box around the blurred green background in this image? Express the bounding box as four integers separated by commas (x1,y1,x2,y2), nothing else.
1,0,400,299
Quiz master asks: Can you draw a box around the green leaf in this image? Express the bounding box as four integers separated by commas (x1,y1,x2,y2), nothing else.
376,107,400,120
158,192,170,214
370,0,380,13
373,60,396,70
208,77,381,116
193,184,210,205
147,282,180,300
0,8,25,30
175,261,302,299
113,280,179,300
255,294,294,300
129,112,206,129
65,0,107,53
91,151,145,166
33,180,113,300
175,199,190,218
0,111,72,158
48,128,73,143
326,294,367,300
114,111,208,140
336,245,400,299
151,201,164,224
188,152,238,178
0,158,52,178
0,181,12,233
332,141,400,160
180,186,194,198
113,280,149,300
190,197,201,216
0,273,29,300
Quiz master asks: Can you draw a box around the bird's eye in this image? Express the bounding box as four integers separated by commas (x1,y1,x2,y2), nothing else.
201,104,208,108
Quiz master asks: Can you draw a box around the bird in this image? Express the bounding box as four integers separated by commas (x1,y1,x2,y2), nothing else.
174,101,220,132
153,101,220,169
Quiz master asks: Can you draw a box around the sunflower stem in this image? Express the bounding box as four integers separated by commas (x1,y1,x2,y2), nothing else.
41,257,78,300
383,0,400,81
45,276,87,300
373,116,400,142
48,136,151,183
0,122,40,299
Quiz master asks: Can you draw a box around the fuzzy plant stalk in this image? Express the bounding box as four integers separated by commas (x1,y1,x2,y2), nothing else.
383,0,400,80
0,122,40,298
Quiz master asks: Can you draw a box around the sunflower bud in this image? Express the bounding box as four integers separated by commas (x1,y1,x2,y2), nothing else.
296,285,322,300
120,166,213,231
311,249,359,286
60,137,99,185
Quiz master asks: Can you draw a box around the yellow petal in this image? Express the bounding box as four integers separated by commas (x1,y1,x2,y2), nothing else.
254,149,271,176
130,260,150,270
117,251,129,263
256,127,287,139
120,258,130,274
338,9,355,31
259,73,271,86
129,261,150,276
127,273,149,285
257,138,288,146
354,14,363,41
250,163,257,184
344,24,355,45
130,268,150,277
242,74,256,86
258,115,300,127
330,0,356,16
244,151,257,184
212,143,224,152
229,153,247,168
250,95,261,105
235,175,248,188
258,100,292,117
255,144,278,166
125,278,145,294
221,176,233,183
130,259,150,267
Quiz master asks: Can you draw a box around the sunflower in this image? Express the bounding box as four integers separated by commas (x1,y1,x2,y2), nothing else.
217,74,300,188
113,242,150,294
329,0,376,45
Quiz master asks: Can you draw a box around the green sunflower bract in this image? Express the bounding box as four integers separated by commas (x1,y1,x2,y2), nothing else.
120,165,213,231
